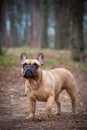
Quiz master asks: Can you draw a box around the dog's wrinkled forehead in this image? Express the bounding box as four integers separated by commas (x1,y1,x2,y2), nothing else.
23,59,41,66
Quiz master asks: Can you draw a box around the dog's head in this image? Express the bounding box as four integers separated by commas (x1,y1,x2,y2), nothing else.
20,53,44,79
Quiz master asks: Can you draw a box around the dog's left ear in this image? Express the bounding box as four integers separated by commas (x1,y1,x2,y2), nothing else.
37,53,44,65
20,52,27,64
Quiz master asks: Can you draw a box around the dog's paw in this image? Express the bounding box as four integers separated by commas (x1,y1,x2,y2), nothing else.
55,111,61,116
55,113,61,116
26,113,35,120
46,109,53,117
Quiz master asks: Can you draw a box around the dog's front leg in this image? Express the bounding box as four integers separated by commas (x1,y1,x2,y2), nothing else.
46,96,54,117
26,98,36,119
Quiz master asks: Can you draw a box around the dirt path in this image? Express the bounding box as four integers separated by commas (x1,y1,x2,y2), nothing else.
0,67,87,130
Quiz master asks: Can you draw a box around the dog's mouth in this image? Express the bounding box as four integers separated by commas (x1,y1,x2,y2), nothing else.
23,65,38,79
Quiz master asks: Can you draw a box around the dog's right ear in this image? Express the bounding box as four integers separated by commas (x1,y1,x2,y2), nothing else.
20,52,27,64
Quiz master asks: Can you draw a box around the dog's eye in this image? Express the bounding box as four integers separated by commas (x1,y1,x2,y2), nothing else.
33,63,39,69
22,63,27,68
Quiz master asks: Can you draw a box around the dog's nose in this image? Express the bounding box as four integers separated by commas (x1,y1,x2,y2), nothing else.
23,65,38,78
23,66,31,78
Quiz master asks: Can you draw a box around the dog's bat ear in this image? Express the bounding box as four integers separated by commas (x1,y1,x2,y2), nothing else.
37,53,44,65
20,52,27,64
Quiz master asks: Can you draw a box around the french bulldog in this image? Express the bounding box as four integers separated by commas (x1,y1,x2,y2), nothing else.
20,53,77,119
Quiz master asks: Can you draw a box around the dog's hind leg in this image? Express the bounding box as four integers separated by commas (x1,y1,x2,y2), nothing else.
55,95,61,115
66,86,76,114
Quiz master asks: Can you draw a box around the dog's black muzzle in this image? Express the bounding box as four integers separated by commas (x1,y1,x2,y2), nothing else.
23,65,38,79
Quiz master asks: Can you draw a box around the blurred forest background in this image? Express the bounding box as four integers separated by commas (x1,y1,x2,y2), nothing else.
0,1,87,129
0,0,87,61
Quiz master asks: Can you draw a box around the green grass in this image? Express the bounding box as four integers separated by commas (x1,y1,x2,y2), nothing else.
0,48,87,73
47,58,55,64
21,47,31,52
0,54,16,67
47,56,61,64
55,56,61,62
27,55,33,59
83,63,87,67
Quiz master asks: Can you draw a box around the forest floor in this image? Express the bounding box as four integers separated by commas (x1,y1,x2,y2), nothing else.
0,48,87,130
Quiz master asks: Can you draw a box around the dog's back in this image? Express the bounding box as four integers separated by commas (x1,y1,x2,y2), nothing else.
43,68,76,88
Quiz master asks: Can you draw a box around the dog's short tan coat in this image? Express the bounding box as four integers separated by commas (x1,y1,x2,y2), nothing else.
21,53,77,119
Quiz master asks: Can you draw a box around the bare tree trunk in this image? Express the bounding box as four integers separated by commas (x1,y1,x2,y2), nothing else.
31,0,39,47
60,0,70,49
40,0,48,48
2,0,9,47
0,1,3,54
54,0,70,49
24,0,33,46
71,0,85,61
9,1,19,47
54,1,61,49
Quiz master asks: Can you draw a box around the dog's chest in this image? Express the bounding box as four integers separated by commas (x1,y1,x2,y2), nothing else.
30,87,49,101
